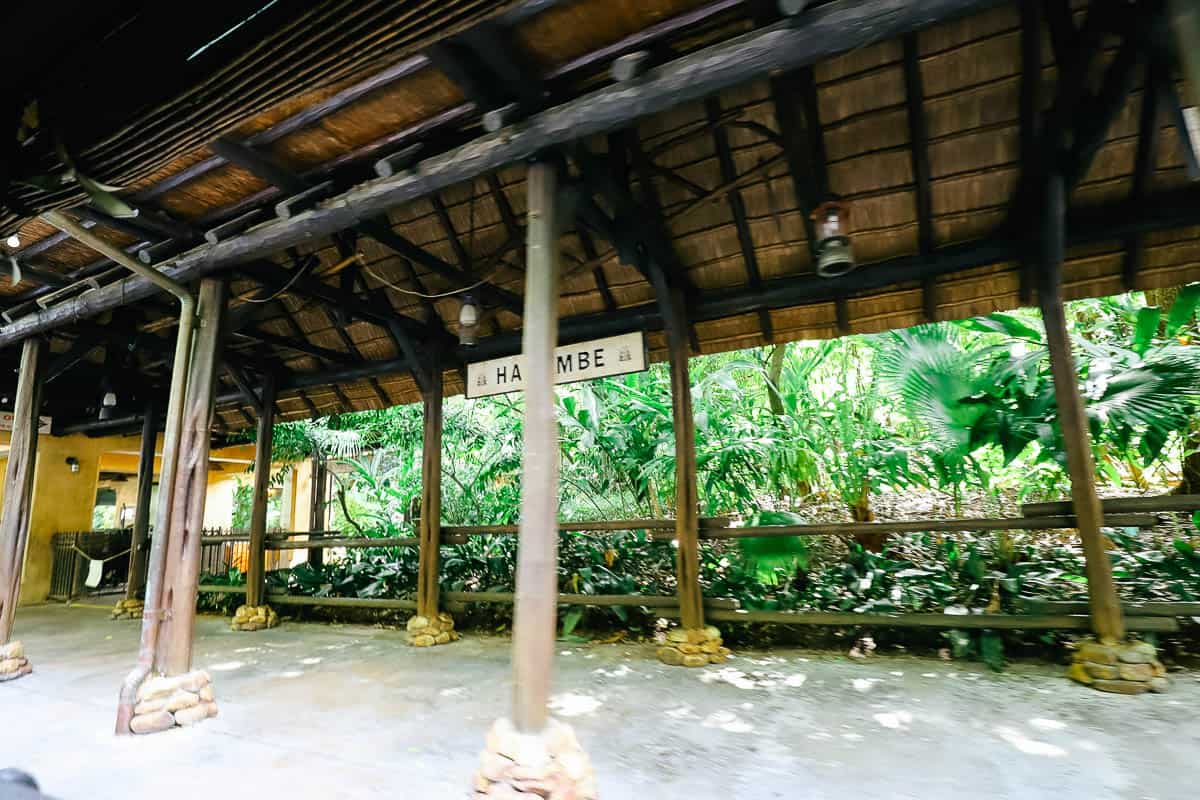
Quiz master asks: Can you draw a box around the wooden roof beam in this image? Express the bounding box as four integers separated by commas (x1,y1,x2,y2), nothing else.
231,328,352,367
212,136,522,314
901,32,936,321
575,227,615,312
1124,57,1165,290
706,96,773,341
0,0,1019,348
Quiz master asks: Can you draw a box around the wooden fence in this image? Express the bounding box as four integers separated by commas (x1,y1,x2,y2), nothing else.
190,495,1200,633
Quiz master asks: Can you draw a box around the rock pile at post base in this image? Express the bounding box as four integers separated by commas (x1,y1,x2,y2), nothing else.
129,670,218,734
1067,638,1169,694
472,718,597,799
111,598,144,620
657,625,730,667
0,641,32,682
231,604,278,631
406,612,459,646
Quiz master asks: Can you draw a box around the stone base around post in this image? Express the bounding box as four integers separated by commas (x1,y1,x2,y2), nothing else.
472,718,597,799
111,598,144,620
129,670,218,734
406,612,459,646
0,641,32,683
232,604,279,632
1067,638,1169,694
657,625,730,667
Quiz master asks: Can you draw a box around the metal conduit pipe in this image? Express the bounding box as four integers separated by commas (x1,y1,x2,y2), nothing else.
40,210,198,735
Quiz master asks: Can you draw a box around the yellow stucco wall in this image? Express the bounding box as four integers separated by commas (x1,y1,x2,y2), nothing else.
0,426,277,607
18,434,105,604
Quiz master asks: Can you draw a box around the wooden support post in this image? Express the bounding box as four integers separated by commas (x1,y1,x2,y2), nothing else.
415,360,444,619
0,338,46,645
156,277,227,674
125,401,157,600
1038,172,1125,643
665,298,705,631
245,373,276,607
512,161,561,733
308,453,327,567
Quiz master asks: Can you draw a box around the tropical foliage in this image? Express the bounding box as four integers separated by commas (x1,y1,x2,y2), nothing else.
211,290,1200,650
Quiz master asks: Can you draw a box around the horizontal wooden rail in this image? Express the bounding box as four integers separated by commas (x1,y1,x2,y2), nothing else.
266,594,417,610
442,517,729,536
662,608,1180,632
442,591,740,609
1022,495,1200,516
198,585,247,594
196,587,1184,633
268,536,421,550
696,513,1160,540
1018,599,1200,617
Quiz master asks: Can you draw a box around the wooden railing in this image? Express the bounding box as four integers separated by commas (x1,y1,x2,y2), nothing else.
194,496,1200,632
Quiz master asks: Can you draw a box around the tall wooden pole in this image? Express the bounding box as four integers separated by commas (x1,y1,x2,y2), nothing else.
512,161,560,733
416,360,444,619
1038,171,1125,643
125,400,157,600
156,277,227,674
308,452,327,566
246,373,276,608
665,291,704,631
0,338,46,644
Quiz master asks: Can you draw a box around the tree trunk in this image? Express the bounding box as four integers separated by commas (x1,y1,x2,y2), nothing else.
766,343,787,416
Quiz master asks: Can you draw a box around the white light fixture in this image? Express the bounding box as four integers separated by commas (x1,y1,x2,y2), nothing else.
5,234,19,249
812,200,856,278
458,294,479,346
98,390,118,420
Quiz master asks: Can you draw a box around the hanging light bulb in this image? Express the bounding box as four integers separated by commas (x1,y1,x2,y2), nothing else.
5,233,19,249
458,294,479,346
812,199,856,278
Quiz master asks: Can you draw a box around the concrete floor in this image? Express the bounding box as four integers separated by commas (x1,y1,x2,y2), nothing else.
2,606,1197,800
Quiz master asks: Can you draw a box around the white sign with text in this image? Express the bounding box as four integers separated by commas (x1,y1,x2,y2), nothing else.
466,331,647,399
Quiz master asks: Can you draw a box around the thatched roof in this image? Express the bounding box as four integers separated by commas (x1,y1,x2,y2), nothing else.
1,0,1198,433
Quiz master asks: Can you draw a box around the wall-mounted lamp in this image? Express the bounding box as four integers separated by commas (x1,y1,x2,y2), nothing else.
98,389,118,421
65,457,80,474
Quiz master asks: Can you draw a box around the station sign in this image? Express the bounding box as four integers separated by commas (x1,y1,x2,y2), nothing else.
466,331,647,399
0,413,52,434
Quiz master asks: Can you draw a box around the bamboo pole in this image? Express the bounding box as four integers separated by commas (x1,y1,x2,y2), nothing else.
156,277,227,674
665,294,704,630
512,161,561,734
415,361,444,619
0,338,46,644
125,401,157,600
246,373,276,607
1038,171,1125,643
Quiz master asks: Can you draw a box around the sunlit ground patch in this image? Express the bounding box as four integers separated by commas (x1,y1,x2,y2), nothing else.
548,692,604,717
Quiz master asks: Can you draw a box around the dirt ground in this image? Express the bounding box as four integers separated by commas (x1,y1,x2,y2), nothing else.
2,604,1197,800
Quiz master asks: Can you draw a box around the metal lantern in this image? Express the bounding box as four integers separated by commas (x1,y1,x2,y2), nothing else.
458,294,479,346
812,200,856,278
